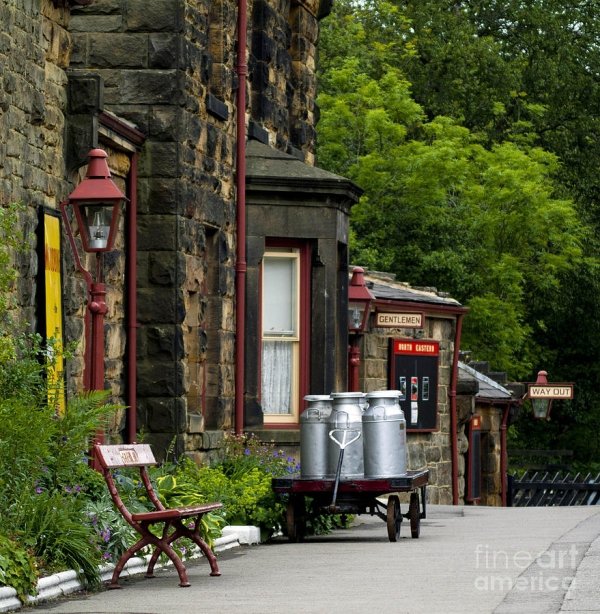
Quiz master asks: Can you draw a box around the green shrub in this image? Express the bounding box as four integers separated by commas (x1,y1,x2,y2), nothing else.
0,534,38,602
19,492,101,587
84,492,140,564
0,333,119,588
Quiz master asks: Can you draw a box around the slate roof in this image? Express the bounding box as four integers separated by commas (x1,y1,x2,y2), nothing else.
458,361,513,401
362,271,463,308
246,140,362,199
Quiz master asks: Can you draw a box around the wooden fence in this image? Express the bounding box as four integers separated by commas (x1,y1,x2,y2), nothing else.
508,471,600,507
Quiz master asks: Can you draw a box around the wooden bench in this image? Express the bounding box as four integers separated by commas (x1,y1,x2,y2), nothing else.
94,443,223,588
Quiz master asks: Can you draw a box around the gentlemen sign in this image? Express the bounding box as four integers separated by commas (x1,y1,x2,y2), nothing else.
376,312,424,328
528,384,574,399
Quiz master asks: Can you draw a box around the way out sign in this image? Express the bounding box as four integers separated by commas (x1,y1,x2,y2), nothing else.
528,384,574,399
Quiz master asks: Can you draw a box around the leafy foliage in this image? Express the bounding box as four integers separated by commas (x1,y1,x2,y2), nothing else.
0,203,119,595
318,1,600,460
0,535,38,602
317,22,586,376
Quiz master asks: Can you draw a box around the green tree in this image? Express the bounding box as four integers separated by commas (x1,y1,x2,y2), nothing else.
317,1,589,378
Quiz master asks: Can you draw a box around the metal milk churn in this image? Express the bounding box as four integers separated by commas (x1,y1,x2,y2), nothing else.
362,390,407,478
300,395,332,479
327,392,365,478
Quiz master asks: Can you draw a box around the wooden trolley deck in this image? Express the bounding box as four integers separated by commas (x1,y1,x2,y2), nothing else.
272,469,429,542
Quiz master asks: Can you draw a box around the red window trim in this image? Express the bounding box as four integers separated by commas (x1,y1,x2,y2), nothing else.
260,239,311,428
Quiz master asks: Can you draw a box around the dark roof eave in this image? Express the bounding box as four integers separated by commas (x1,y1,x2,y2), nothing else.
373,297,468,315
475,396,516,405
246,175,363,201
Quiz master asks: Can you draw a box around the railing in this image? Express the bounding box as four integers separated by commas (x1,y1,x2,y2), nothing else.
508,471,600,507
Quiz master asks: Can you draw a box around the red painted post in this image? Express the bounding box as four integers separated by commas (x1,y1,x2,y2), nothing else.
348,338,361,392
89,281,107,396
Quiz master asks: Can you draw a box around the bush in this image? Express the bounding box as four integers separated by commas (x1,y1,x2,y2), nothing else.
153,433,352,542
0,320,119,590
0,534,37,602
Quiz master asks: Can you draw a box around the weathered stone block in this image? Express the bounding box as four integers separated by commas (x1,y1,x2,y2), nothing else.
149,33,179,69
124,0,178,32
71,0,122,15
137,215,177,251
149,251,186,286
137,361,185,397
89,33,148,68
69,15,123,33
145,325,184,359
137,177,180,215
108,70,180,105
407,442,426,470
137,288,184,324
138,140,178,177
425,445,442,464
187,412,204,434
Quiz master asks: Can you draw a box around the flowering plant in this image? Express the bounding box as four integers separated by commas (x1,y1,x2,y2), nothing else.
218,432,300,480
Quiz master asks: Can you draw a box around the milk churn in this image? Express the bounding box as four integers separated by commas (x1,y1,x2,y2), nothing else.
327,392,365,478
300,395,332,478
362,390,407,478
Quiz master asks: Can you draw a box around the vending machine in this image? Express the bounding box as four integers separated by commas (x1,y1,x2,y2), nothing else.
388,339,439,431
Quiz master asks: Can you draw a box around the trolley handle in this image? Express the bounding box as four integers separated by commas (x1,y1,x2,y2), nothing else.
328,428,361,450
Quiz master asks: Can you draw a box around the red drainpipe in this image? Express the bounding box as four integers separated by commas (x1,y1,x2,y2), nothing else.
234,0,248,435
450,313,464,504
126,152,139,443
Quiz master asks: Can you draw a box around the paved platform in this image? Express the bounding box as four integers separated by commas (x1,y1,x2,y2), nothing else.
36,505,600,614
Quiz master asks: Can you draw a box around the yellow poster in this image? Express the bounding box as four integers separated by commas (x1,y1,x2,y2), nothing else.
44,212,65,413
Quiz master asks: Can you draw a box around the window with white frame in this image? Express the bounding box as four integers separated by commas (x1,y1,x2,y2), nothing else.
261,248,300,423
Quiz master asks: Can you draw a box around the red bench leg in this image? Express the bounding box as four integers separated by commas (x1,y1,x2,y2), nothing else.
109,536,150,589
173,517,221,577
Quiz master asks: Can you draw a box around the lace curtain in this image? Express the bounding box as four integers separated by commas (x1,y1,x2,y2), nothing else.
261,339,292,414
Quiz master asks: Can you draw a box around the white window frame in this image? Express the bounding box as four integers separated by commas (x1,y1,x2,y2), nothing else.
261,248,301,424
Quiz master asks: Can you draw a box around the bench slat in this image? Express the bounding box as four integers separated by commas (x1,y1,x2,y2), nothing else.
97,444,156,468
131,502,223,523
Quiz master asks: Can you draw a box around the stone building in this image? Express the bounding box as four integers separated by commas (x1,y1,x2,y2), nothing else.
456,361,522,506
351,267,523,505
0,0,359,461
355,270,467,504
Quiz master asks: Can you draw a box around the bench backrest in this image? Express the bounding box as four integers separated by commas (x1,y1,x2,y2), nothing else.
94,443,164,524
96,444,156,468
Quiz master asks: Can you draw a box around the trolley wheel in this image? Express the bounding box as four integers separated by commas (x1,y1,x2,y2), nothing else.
286,496,305,542
386,494,402,542
409,492,420,538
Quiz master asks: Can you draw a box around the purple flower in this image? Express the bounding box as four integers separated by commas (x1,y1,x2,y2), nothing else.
35,487,43,494
244,448,251,456
100,528,111,543
102,552,111,560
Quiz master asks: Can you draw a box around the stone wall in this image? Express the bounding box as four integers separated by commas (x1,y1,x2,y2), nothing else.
64,0,331,459
360,316,461,505
66,0,236,457
1,0,335,460
0,0,73,326
477,405,503,506
249,0,325,162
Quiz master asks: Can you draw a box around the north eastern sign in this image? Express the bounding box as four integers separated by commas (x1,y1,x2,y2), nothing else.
376,312,424,328
528,384,574,399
